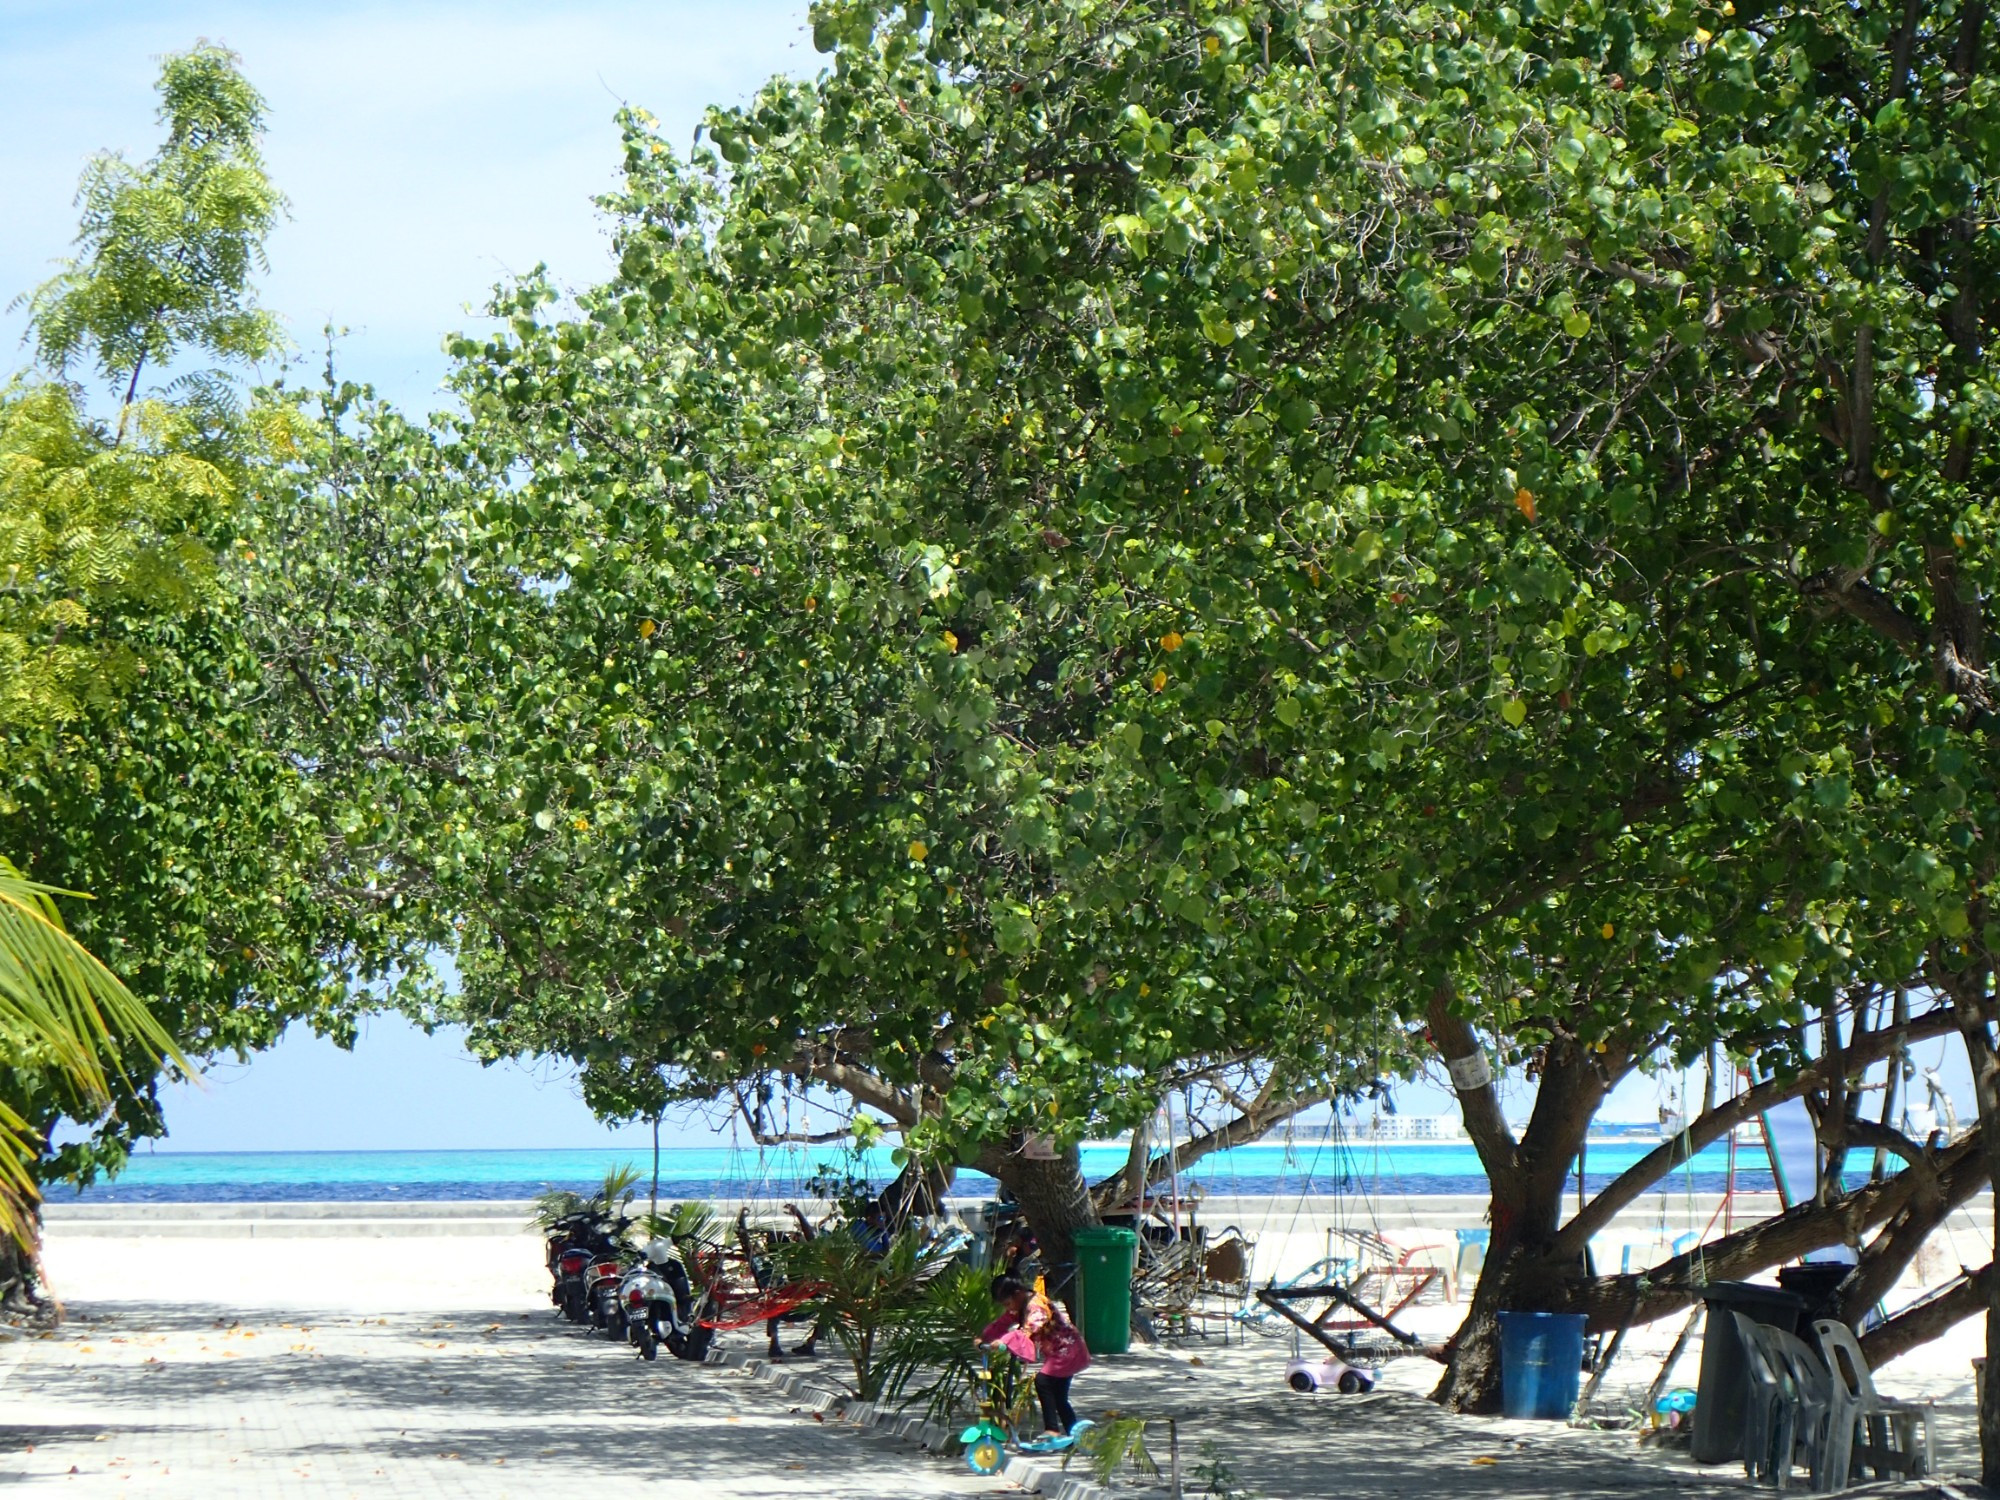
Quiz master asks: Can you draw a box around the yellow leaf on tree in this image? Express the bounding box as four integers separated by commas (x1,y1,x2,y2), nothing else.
908,840,929,861
1151,669,1168,692
1160,631,1184,652
1600,922,1615,939
638,619,657,638
943,630,959,653
1513,487,1537,522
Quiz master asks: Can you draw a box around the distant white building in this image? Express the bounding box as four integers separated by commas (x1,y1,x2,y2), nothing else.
1358,1113,1467,1142
1278,1113,1468,1143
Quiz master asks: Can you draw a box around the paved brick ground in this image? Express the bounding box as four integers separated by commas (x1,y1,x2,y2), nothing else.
0,1302,1001,1499
1079,1336,1977,1499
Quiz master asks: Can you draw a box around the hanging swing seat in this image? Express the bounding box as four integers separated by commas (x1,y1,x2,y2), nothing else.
688,1238,827,1332
696,1279,828,1331
1133,1231,1206,1333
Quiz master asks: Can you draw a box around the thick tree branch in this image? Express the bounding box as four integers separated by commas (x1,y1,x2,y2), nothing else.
1428,988,1517,1178
1923,541,1995,713
1551,1005,1959,1258
1860,1263,1994,1369
1839,1123,1984,1317
779,1049,919,1129
1570,1131,1988,1330
1798,569,1927,653
1091,1077,1331,1206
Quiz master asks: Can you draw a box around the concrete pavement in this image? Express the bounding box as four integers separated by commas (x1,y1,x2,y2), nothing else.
0,1302,1004,1499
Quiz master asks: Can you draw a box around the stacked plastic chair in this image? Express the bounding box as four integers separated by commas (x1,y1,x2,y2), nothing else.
1733,1315,1834,1489
1733,1315,1790,1485
1812,1319,1934,1487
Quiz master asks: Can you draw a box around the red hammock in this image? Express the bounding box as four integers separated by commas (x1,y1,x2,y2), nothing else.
697,1280,826,1331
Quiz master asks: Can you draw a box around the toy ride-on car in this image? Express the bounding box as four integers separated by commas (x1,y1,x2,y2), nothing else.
1285,1353,1378,1394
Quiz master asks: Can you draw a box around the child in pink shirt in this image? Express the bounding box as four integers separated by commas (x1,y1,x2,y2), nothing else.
981,1274,1092,1436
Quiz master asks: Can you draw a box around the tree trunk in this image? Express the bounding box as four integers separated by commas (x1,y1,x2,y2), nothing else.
1951,978,2000,1489
983,1140,1100,1306
0,1203,47,1321
1431,1031,1608,1412
1431,1159,1578,1411
878,1156,954,1225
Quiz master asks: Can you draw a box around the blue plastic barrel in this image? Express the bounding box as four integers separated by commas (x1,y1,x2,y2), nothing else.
1496,1311,1587,1420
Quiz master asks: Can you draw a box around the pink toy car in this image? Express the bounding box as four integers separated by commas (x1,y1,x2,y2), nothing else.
1285,1354,1378,1394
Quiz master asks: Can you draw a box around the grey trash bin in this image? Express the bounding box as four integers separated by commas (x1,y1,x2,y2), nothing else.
1775,1261,1851,1320
1691,1282,1809,1465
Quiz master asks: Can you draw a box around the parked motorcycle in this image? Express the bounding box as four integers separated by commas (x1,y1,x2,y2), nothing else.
618,1239,698,1360
586,1238,633,1337
545,1208,629,1326
545,1212,596,1323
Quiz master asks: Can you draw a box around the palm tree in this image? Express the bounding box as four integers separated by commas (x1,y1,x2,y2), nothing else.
0,858,184,1244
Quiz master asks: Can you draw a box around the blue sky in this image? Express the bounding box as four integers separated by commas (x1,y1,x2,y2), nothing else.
2,0,814,413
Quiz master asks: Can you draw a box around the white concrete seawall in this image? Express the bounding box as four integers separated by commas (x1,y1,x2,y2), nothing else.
41,1191,1997,1284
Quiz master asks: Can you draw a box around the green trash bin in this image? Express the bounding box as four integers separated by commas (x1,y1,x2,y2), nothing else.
1073,1226,1139,1355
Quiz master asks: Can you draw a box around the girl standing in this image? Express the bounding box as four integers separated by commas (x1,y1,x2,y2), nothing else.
982,1274,1092,1436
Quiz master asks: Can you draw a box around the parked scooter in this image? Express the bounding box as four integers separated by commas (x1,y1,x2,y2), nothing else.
545,1208,630,1327
587,1237,634,1337
617,1239,700,1360
545,1211,605,1324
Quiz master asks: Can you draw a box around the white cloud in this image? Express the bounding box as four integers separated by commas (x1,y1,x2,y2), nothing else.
0,0,813,409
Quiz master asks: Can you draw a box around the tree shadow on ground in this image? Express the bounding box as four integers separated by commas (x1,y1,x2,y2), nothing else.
2,1299,978,1496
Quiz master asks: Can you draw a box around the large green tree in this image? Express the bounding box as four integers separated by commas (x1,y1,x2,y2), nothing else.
295,0,2000,1435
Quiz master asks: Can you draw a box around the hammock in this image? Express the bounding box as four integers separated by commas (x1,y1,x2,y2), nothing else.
696,1279,826,1331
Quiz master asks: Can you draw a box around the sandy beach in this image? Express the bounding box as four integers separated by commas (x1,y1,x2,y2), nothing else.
3,1197,1987,1496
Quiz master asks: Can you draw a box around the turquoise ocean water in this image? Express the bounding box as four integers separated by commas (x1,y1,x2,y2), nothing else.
58,1136,1777,1204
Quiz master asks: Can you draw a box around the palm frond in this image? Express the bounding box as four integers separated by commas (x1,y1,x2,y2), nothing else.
0,857,187,1245
878,1262,1000,1424
593,1163,643,1210
648,1198,722,1247
0,859,184,1089
528,1188,586,1231
1068,1416,1160,1486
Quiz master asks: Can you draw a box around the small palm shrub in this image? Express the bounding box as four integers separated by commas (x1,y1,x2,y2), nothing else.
770,1224,955,1401
879,1262,1005,1424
